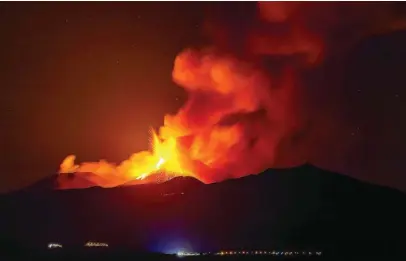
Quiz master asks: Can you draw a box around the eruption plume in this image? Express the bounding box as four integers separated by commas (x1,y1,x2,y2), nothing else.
59,2,406,189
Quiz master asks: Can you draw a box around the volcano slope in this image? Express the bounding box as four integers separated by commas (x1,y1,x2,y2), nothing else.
1,164,405,258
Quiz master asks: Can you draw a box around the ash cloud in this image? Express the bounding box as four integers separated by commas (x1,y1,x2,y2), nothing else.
168,2,406,182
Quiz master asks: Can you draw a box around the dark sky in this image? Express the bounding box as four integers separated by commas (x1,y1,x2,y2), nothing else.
2,2,406,192
2,2,206,192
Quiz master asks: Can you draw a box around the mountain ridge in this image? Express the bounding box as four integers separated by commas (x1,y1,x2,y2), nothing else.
10,163,405,194
1,164,405,257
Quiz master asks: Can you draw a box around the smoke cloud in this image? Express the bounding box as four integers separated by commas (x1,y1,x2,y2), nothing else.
59,2,406,188
162,2,406,181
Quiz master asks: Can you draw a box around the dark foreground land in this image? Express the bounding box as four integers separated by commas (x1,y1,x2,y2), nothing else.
1,165,405,259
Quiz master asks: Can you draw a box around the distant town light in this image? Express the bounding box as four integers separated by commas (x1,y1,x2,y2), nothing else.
177,251,199,257
85,241,108,247
48,243,62,249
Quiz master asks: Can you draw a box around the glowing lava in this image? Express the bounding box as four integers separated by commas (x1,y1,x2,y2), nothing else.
59,129,197,187
58,48,260,188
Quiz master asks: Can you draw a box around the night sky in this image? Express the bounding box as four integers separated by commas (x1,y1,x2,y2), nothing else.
2,2,406,193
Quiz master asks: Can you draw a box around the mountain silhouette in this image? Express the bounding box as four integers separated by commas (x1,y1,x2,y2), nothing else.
1,164,405,258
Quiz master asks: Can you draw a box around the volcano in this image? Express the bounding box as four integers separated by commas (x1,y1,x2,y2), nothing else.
1,164,405,258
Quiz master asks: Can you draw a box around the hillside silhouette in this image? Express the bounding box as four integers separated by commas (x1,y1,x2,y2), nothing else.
1,164,405,258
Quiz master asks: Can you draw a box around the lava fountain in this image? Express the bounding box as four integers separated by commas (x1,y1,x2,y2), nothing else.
58,2,406,189
59,129,199,187
59,46,269,188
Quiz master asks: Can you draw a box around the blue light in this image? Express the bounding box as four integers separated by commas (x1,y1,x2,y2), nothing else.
150,236,193,255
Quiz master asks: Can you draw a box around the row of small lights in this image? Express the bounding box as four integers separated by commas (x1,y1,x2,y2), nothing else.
178,251,322,256
219,251,268,255
48,242,109,249
49,246,320,256
178,250,285,256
